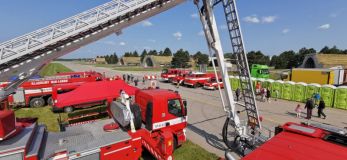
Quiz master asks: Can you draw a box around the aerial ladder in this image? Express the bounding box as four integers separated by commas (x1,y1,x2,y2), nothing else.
0,0,265,158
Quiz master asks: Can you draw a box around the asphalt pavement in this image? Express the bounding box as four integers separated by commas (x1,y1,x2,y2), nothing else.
57,61,347,159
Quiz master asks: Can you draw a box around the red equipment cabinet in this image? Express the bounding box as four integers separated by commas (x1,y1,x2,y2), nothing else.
2,71,103,108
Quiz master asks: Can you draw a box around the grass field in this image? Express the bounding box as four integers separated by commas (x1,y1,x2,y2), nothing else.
15,106,67,132
39,63,73,76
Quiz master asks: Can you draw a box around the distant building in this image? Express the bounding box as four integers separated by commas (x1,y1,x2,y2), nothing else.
142,55,173,67
120,57,141,66
95,57,107,64
301,53,347,68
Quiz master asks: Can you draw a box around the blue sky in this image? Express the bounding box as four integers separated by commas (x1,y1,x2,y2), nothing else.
0,0,346,58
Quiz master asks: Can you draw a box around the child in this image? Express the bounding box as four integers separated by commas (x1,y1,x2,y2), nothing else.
295,104,302,118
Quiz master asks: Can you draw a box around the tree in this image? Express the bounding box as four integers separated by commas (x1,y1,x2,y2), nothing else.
171,49,190,68
141,49,148,61
296,47,316,66
133,51,139,57
162,47,172,56
193,51,209,65
320,46,342,54
247,51,270,66
270,50,297,69
148,50,158,56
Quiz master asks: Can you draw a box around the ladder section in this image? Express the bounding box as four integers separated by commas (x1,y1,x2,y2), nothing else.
222,0,261,129
0,0,185,82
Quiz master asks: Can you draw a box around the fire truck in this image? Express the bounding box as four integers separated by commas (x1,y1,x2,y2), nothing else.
0,88,187,160
161,68,191,82
183,72,215,88
203,76,224,90
2,72,103,108
0,0,346,160
52,80,138,113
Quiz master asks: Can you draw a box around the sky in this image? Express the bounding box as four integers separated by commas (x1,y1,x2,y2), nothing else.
0,0,346,58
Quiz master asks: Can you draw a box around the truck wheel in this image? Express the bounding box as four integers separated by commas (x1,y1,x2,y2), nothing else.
193,83,198,88
47,97,53,106
173,136,178,150
30,98,45,108
64,106,74,113
130,104,142,130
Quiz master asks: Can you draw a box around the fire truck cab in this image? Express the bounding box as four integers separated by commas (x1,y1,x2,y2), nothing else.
135,89,187,147
203,77,224,90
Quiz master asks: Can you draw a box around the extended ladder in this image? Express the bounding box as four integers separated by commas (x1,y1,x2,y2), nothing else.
0,0,185,99
221,0,261,129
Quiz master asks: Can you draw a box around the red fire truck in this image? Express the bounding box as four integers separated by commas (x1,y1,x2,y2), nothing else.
3,72,103,108
161,69,191,82
0,88,187,160
52,80,138,113
183,72,215,88
203,77,224,90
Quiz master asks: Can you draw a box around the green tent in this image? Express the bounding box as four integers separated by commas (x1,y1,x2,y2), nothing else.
282,81,295,100
271,80,284,99
293,82,307,102
333,86,347,110
305,83,321,100
320,85,336,108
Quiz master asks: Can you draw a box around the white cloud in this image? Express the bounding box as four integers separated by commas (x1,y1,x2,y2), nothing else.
173,32,182,40
243,15,260,23
191,13,198,19
119,42,126,46
318,24,330,30
220,24,228,30
142,20,153,27
262,16,277,23
282,28,290,34
197,31,204,36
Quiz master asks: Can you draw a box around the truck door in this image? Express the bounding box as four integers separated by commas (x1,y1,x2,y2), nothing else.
13,88,25,105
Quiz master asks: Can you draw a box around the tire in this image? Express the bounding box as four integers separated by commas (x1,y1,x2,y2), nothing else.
47,97,53,106
64,106,74,113
130,104,142,130
193,83,198,88
30,97,45,108
173,136,178,150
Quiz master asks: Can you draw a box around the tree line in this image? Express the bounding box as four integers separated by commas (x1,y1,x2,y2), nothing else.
226,46,347,69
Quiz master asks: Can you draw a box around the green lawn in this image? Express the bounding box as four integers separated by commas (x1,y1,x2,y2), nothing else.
39,63,73,76
173,140,219,160
14,106,67,132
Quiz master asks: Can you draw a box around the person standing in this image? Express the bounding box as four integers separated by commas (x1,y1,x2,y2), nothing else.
127,74,130,83
235,88,240,101
305,98,314,120
142,77,146,85
134,78,139,86
295,104,302,118
313,92,321,105
318,99,326,119
123,74,126,81
266,88,271,102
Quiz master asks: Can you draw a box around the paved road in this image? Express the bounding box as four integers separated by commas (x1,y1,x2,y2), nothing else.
58,61,347,158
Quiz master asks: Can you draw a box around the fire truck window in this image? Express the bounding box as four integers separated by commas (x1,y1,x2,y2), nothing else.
168,99,182,117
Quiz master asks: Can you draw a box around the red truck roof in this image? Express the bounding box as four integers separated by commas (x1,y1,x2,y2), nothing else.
54,80,138,107
242,122,347,160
